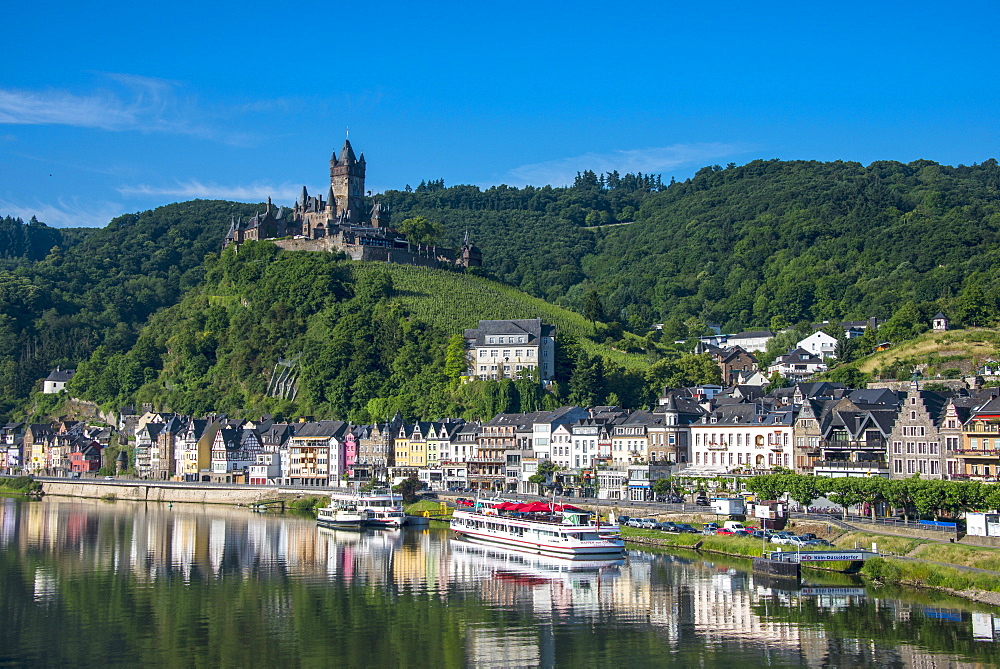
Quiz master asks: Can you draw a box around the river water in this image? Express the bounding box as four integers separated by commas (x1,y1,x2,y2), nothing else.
1,496,999,667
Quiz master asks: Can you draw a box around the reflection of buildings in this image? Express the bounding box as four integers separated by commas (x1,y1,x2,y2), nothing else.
3,499,992,667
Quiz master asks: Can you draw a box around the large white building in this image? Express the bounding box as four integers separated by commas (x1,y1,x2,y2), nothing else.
464,318,556,381
689,405,796,474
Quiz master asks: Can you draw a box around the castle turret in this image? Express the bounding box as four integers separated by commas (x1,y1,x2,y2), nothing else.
330,139,366,225
371,200,391,228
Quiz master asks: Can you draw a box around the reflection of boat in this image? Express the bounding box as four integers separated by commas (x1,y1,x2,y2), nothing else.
328,489,406,528
450,502,625,559
317,502,375,528
451,538,624,574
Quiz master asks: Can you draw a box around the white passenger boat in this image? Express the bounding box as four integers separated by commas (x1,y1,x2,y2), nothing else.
450,500,625,559
328,489,407,528
317,501,375,529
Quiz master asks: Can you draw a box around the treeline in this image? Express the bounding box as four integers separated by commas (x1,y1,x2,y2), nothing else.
746,472,1000,520
63,245,721,422
0,216,92,266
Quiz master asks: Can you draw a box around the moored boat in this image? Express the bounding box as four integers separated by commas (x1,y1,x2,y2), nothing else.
449,500,625,559
317,501,376,529
328,488,407,528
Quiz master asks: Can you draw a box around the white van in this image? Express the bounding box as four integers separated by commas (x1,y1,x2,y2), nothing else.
723,521,746,532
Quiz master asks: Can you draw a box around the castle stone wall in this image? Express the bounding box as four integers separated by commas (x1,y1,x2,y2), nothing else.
271,239,445,268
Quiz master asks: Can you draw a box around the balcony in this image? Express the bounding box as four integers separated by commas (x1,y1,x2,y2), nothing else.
813,459,888,473
821,439,886,450
953,448,1000,458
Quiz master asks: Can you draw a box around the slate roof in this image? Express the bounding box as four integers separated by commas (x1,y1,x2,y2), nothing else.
293,420,349,439
45,368,75,382
463,318,554,345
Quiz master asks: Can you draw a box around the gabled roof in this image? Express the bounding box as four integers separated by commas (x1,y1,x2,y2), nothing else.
45,368,75,382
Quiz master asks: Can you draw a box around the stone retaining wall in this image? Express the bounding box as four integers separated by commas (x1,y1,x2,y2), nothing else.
960,535,1000,548
42,481,310,506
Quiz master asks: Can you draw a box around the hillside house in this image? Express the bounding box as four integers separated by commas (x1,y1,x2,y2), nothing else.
464,318,555,382
768,348,828,381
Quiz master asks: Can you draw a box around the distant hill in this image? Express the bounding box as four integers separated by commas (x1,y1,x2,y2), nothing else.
383,159,1000,334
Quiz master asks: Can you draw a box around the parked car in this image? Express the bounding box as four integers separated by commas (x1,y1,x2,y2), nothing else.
695,497,710,506
626,518,645,528
702,523,719,535
732,529,752,537
673,523,699,534
616,515,631,526
785,536,813,548
657,522,679,532
799,533,817,541
715,528,734,536
104,476,115,481
639,518,659,529
808,538,833,547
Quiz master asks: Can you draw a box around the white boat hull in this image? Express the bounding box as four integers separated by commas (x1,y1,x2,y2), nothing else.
450,509,625,559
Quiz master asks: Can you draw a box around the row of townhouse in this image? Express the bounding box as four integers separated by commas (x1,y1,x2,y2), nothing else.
681,381,1000,483
10,375,1000,490
1,421,108,475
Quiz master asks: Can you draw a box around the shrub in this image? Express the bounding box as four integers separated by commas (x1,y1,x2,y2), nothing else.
862,557,902,583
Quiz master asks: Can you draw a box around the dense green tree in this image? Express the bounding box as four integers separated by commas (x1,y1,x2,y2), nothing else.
398,216,445,247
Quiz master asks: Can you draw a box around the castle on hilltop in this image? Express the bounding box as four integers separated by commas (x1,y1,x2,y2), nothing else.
224,139,481,268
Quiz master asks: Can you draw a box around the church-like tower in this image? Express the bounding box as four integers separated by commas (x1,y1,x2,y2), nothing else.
330,139,366,225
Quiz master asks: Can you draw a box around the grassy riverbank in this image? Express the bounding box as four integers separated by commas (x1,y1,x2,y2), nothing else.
863,557,1000,602
0,477,42,495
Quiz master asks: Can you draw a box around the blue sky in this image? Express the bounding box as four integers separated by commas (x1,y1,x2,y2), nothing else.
2,1,997,227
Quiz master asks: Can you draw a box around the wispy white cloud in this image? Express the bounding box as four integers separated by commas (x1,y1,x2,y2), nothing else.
118,180,302,203
0,197,124,228
506,142,755,186
0,74,255,145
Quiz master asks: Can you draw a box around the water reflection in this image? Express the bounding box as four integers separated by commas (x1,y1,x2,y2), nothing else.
1,496,998,667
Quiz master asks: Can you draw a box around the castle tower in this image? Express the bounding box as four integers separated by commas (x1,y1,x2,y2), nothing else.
330,139,366,225
371,200,391,228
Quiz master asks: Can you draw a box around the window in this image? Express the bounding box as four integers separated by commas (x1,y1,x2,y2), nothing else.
907,459,916,474
893,441,902,454
894,460,903,473
930,442,939,455
930,461,939,475
906,442,915,454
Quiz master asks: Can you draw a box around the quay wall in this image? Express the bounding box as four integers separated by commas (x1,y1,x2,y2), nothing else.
41,481,315,506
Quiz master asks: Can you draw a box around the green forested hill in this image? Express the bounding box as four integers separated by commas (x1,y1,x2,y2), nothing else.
6,157,1000,422
0,200,262,416
382,159,1000,334
64,245,695,422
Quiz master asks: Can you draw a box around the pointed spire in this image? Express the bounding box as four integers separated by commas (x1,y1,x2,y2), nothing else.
300,185,308,207
339,139,357,164
358,151,366,164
